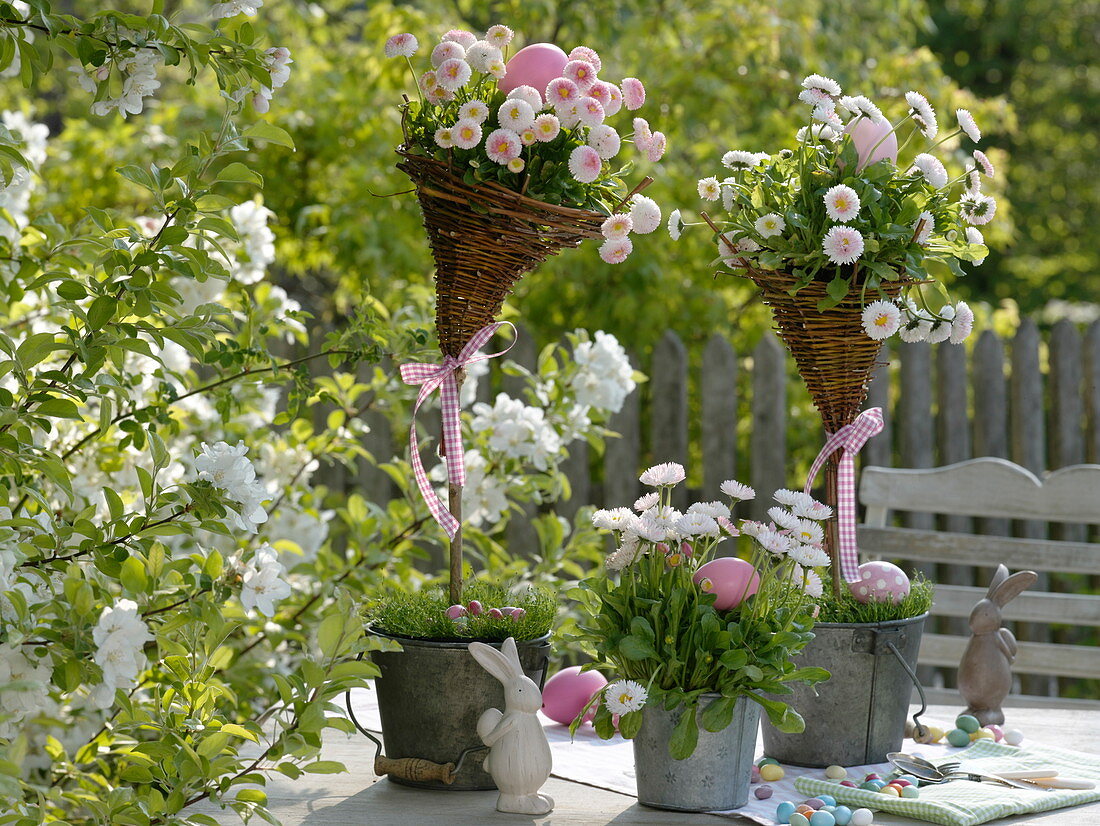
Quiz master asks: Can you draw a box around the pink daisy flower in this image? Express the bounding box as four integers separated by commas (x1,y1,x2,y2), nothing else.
384,33,418,59
823,184,860,222
434,127,454,149
431,41,465,68
507,85,543,111
436,58,472,91
587,81,612,109
599,237,633,264
558,103,581,129
568,144,603,183
603,83,623,116
568,46,602,73
419,71,438,93
956,109,981,142
588,123,621,159
861,300,902,340
645,131,666,162
973,149,995,177
441,30,476,49
487,59,506,80
484,128,522,164
632,117,653,151
485,24,514,48
546,77,579,108
576,96,605,126
452,119,482,150
822,225,865,265
519,128,537,146
601,213,634,240
950,301,974,344
498,98,536,132
458,100,489,123
533,114,561,142
426,85,454,105
507,157,525,173
564,59,597,92
621,77,646,110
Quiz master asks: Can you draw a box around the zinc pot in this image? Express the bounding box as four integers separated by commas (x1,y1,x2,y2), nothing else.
368,627,550,790
761,613,927,767
633,693,761,812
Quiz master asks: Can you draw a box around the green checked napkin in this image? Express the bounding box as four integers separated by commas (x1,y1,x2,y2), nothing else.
795,740,1100,826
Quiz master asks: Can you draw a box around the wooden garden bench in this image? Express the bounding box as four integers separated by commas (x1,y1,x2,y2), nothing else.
857,457,1100,706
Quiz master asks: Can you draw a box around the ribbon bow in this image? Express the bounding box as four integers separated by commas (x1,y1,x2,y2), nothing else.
399,322,515,538
803,407,884,583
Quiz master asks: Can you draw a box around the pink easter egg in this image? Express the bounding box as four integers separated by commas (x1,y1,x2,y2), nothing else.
987,724,1004,742
541,665,607,725
846,117,898,171
849,561,911,604
693,557,761,610
499,43,569,95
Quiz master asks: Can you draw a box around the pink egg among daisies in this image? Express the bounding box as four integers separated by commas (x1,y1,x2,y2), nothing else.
693,557,761,610
498,42,569,95
846,116,898,172
849,560,911,604
541,666,607,725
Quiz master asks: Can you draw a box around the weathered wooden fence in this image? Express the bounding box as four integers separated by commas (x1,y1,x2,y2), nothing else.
346,317,1100,696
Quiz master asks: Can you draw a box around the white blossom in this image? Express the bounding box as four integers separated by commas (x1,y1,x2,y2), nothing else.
0,644,52,738
240,544,292,617
229,200,276,284
471,394,562,471
92,600,151,709
570,331,635,413
212,0,263,18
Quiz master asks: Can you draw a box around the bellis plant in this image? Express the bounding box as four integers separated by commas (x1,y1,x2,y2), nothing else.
570,466,830,758
675,74,996,343
384,25,666,263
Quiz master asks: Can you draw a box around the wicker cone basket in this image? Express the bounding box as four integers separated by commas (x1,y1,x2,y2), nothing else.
397,149,608,357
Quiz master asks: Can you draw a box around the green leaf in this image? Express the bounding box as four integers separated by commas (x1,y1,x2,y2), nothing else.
217,162,263,186
56,280,87,300
719,649,748,670
303,760,345,774
16,332,57,368
244,122,296,150
34,398,81,419
196,731,229,758
235,788,268,804
120,556,148,593
618,708,643,739
669,703,699,759
699,696,737,733
87,295,117,329
317,612,345,659
619,635,658,661
745,693,806,734
221,724,258,743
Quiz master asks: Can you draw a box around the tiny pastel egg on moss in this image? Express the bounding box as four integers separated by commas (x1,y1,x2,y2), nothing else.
825,765,847,780
540,666,607,725
947,728,972,747
849,560,910,604
693,557,761,610
1004,728,1024,746
467,600,484,616
755,785,774,800
819,794,837,807
797,804,815,814
902,786,920,799
777,801,798,824
761,763,786,782
445,604,467,619
955,714,981,733
987,724,1004,741
804,798,824,810
810,812,837,826
790,814,811,826
850,809,874,826
833,806,853,826
822,806,836,813
487,607,505,619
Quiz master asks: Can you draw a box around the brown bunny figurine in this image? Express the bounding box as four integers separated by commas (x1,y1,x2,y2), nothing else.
957,564,1038,726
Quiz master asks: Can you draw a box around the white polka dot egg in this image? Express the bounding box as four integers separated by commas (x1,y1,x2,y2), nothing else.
849,561,910,604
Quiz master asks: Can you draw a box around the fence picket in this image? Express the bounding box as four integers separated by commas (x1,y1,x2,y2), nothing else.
650,331,690,510
702,334,738,501
603,354,642,509
750,334,787,523
972,330,1010,538
865,345,893,469
1049,320,1086,543
936,342,973,638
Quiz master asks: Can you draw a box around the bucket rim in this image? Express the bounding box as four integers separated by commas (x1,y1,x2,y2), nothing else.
809,611,929,631
366,624,552,650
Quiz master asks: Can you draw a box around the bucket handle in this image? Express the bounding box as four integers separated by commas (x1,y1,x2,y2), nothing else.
343,655,486,784
884,640,929,740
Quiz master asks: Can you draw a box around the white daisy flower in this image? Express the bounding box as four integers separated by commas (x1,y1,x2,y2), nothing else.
755,212,785,238
813,104,844,128
788,543,831,568
588,123,621,160
452,119,482,150
592,507,638,531
910,153,948,189
635,516,668,543
601,213,633,240
757,529,795,556
899,315,932,343
667,208,683,240
484,24,514,48
791,498,833,521
960,191,997,225
697,177,721,201
498,98,536,132
634,492,659,512
905,91,938,140
802,73,842,97
767,506,802,531
384,33,419,59
822,225,864,265
791,565,825,598
798,88,833,107
688,501,732,520
913,211,934,245
773,489,812,508
823,184,860,222
926,305,956,344
604,679,647,715
950,301,975,344
739,520,769,538
458,99,489,123
506,85,544,111
639,462,686,487
973,150,995,178
720,480,755,501
676,512,720,537
434,127,454,149
862,299,902,340
630,195,662,234
606,543,642,572
791,518,825,546
722,150,759,168
839,94,886,124
465,40,503,73
965,227,987,266
956,108,981,142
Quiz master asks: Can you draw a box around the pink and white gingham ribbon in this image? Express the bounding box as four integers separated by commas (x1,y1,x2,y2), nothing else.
803,407,884,583
399,322,515,538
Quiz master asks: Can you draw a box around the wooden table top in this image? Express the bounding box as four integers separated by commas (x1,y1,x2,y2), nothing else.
191,703,1100,825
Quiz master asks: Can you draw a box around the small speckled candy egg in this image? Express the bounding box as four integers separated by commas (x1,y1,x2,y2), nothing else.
755,785,774,800
790,814,811,826
751,765,762,782
776,801,797,823
859,781,883,791
955,714,981,733
901,785,920,799
849,561,911,604
804,798,825,810
864,773,882,781
987,724,1004,742
947,728,972,747
819,795,837,807
839,780,857,788
761,763,786,782
810,812,836,826
826,765,847,780
929,726,946,743
693,557,761,610
833,806,854,826
880,785,901,797
850,809,875,826
1004,728,1024,746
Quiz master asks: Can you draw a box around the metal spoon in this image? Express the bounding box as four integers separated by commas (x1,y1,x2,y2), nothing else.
887,753,1048,792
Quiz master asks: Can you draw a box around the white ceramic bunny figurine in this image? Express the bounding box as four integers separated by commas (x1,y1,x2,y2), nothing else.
957,564,1038,726
468,637,554,815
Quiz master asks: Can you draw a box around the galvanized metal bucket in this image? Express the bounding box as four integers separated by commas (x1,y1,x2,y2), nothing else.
761,613,928,767
366,628,550,790
633,694,761,812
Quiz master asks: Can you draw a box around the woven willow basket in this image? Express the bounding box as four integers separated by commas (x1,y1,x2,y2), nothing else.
397,149,608,358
